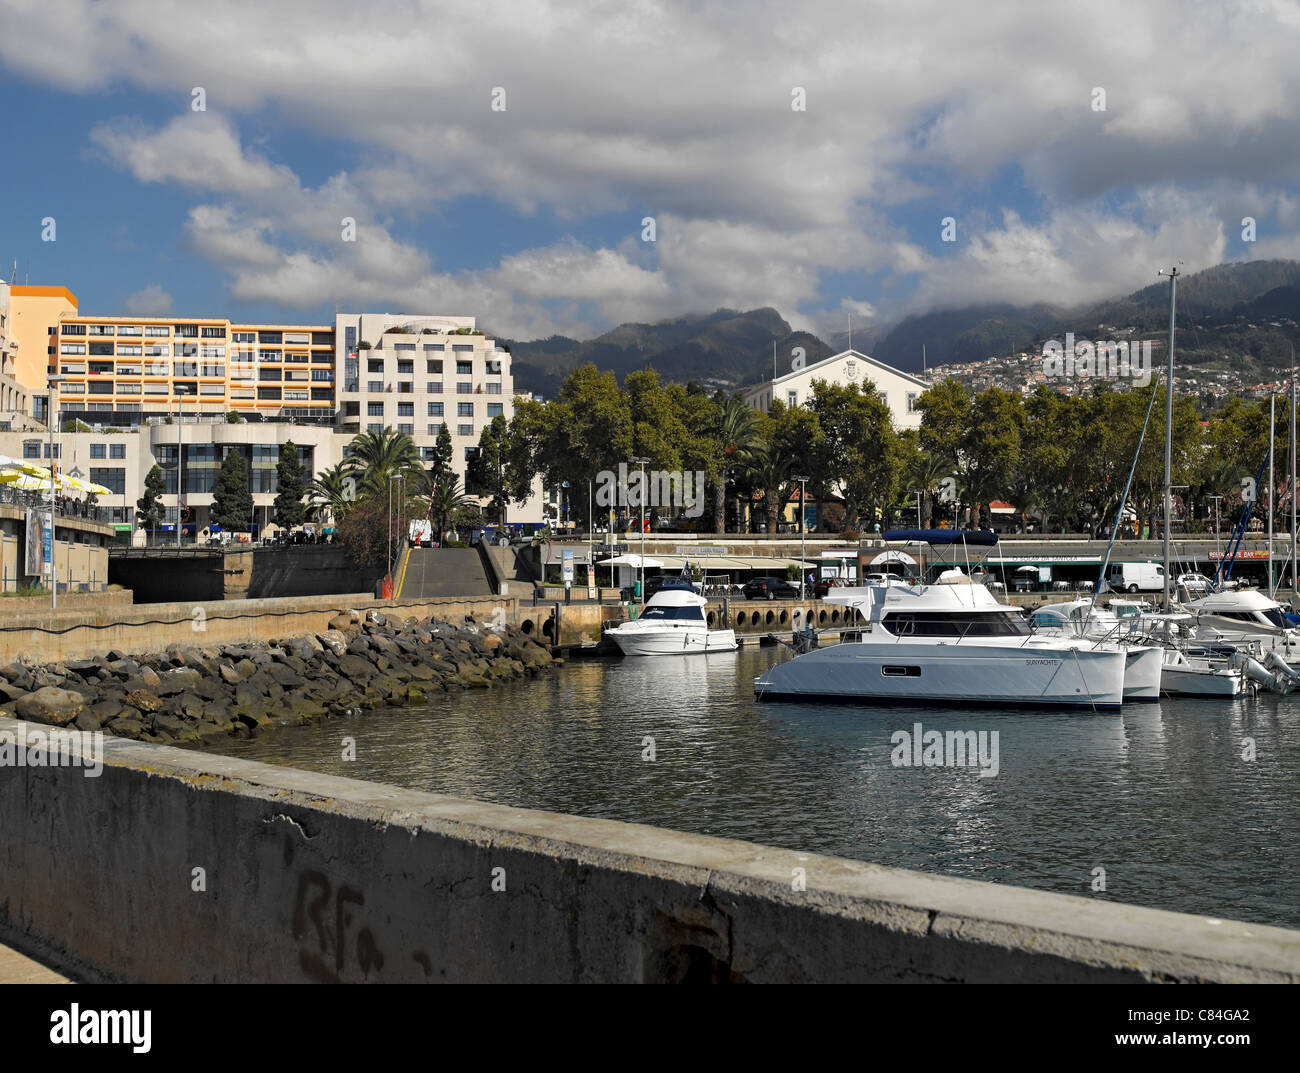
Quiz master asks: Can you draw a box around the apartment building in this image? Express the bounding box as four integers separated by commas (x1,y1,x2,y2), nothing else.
3,283,76,422
744,348,927,431
0,281,33,425
334,312,513,471
50,315,336,425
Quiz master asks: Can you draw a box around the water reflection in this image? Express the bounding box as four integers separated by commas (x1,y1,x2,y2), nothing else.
206,644,1300,928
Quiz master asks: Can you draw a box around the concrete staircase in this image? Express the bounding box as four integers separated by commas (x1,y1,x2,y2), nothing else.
398,547,495,599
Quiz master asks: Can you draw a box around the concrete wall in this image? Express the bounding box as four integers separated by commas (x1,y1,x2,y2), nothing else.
0,592,515,664
1,718,1295,983
110,546,369,603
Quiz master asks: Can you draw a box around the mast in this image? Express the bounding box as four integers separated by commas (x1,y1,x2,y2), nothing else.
1269,393,1275,595
1292,363,1297,601
1162,267,1178,611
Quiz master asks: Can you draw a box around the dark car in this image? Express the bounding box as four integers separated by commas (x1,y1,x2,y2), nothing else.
742,576,801,600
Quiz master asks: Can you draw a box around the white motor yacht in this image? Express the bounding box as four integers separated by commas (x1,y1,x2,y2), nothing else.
755,572,1126,710
1183,589,1300,652
605,586,737,656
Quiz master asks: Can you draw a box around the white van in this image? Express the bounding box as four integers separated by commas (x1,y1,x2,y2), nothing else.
1108,562,1165,593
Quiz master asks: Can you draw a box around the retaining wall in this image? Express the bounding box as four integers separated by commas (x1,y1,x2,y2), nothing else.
0,718,1295,983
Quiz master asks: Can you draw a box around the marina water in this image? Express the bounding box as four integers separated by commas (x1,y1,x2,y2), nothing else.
207,644,1300,929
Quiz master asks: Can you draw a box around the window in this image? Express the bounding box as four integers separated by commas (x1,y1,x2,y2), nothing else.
394,343,415,352
398,382,413,393
173,342,198,357
258,368,282,381
88,342,113,356
428,402,444,416
881,665,922,678
90,443,106,459
201,383,225,395
452,345,474,353
61,344,86,355
398,402,414,417
116,363,141,375
457,382,472,394
110,443,126,459
201,326,226,338
398,423,413,435
22,442,40,459
144,346,167,357
367,423,383,433
344,401,360,416
457,402,473,417
427,381,442,394
787,390,798,407
43,444,62,459
89,361,114,374
259,349,281,362
173,324,199,337
87,324,115,336
258,331,282,344
232,331,256,343
456,360,472,375
368,380,384,393
284,351,308,363
118,383,142,394
60,363,85,374
257,386,282,400
144,383,168,394
311,369,331,381
427,425,442,436
906,392,918,412
310,388,333,401
486,382,502,395
398,361,413,374
201,345,225,359
311,351,332,363
311,331,334,346
457,424,474,437
117,345,142,357
90,468,126,495
117,326,142,337
144,326,170,337
88,382,114,394
60,324,86,336
487,403,503,418
284,332,310,344
368,360,384,373
284,389,308,401
368,402,384,416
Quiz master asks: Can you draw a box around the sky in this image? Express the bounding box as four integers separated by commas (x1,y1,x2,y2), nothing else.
2,0,1299,344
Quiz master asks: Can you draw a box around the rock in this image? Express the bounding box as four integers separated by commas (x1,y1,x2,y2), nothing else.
481,634,502,652
107,714,144,738
124,689,164,714
235,658,257,681
366,610,387,627
219,663,242,684
139,666,161,688
287,636,322,661
317,630,349,655
269,665,306,689
336,654,375,681
0,681,28,703
14,686,86,727
156,667,202,696
327,614,353,631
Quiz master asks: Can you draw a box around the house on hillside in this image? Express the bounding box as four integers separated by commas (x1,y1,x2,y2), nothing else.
743,348,928,430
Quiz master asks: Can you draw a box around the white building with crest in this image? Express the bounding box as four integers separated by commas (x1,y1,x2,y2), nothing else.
743,348,928,430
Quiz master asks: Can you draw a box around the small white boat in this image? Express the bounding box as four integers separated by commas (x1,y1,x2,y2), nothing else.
605,587,737,656
1183,588,1300,652
1028,599,1162,701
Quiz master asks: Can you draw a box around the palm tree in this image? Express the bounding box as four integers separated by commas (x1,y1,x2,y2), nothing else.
745,443,793,535
905,452,949,528
428,475,471,542
308,463,355,524
713,395,764,533
344,426,423,498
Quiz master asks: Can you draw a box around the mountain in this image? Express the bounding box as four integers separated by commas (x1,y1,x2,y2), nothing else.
495,308,833,397
493,260,1300,396
871,259,1300,373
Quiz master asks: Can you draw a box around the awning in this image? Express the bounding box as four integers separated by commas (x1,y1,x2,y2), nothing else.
870,550,917,566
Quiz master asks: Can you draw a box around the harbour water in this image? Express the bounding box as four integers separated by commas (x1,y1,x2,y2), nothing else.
206,644,1300,929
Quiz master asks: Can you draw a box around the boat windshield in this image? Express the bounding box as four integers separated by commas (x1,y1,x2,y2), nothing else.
1217,608,1289,628
881,611,1030,638
639,605,706,623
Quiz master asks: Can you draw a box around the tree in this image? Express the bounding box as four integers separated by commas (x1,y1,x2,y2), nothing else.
809,380,901,529
211,450,253,533
136,465,166,537
337,493,399,577
712,393,763,533
428,423,455,492
273,441,308,530
308,463,355,524
429,475,471,541
344,426,424,499
467,416,511,524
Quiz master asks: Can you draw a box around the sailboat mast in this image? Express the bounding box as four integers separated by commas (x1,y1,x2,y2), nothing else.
1292,367,1297,600
1162,267,1178,611
1269,394,1275,595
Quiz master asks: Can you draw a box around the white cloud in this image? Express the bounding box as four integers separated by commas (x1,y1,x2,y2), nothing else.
3,0,1299,334
123,284,174,315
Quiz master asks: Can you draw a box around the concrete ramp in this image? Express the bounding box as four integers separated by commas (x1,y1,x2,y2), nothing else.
399,547,494,598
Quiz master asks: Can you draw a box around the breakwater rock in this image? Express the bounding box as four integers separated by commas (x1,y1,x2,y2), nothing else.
0,610,556,745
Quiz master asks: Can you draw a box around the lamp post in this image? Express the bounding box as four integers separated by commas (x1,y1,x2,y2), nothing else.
793,474,810,598
631,456,649,605
387,474,400,581
176,390,184,547
46,374,66,610
908,488,923,527
1208,494,1223,566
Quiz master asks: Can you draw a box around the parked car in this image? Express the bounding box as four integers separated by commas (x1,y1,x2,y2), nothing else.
1177,572,1212,594
813,576,847,598
742,576,802,600
644,574,702,597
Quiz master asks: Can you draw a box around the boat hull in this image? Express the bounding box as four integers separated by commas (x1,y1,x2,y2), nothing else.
1122,646,1163,701
754,642,1125,710
608,626,737,656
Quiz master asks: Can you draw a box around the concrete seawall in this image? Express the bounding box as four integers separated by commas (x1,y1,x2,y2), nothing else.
1,715,1296,984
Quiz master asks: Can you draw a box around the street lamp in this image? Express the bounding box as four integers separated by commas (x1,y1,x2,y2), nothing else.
1208,494,1223,565
631,456,649,605
46,375,66,610
388,473,401,582
908,488,923,528
793,475,810,598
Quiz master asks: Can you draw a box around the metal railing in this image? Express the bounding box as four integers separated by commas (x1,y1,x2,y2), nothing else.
0,483,113,523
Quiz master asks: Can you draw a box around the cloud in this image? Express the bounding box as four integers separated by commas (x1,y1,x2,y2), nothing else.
4,0,1300,335
123,284,174,315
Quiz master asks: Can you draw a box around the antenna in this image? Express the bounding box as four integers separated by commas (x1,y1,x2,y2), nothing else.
847,311,852,352
922,343,927,373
